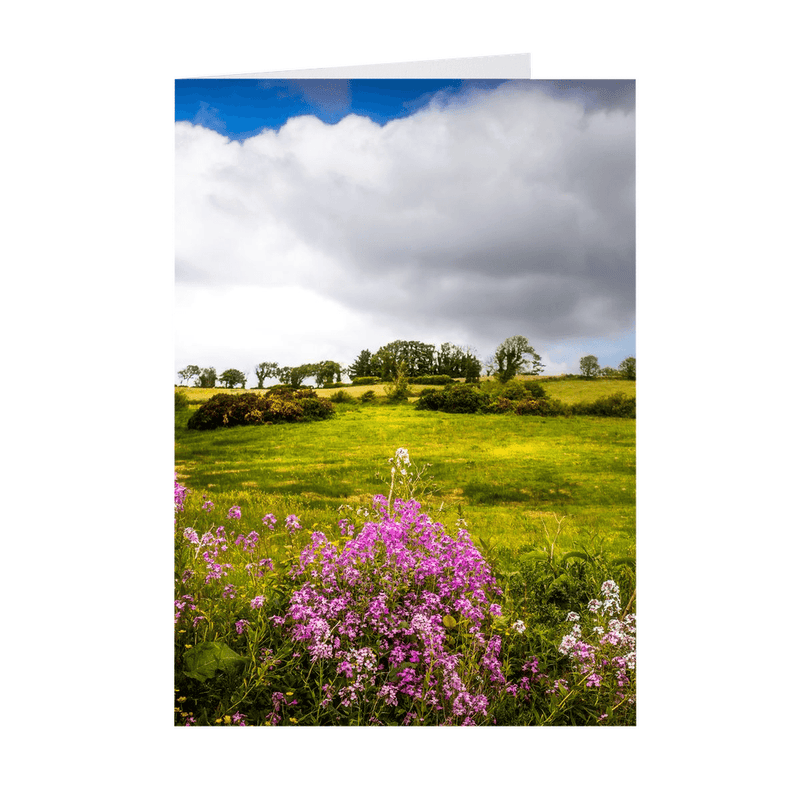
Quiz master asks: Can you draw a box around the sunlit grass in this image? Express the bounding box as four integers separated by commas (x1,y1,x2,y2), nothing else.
175,401,635,559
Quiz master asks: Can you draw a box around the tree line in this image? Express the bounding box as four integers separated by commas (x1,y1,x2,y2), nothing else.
579,355,636,381
177,337,635,388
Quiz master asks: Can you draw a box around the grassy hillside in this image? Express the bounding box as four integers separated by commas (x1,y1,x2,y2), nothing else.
175,398,635,559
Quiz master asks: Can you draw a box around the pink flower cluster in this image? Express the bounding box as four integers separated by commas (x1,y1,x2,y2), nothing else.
280,495,507,724
174,475,188,512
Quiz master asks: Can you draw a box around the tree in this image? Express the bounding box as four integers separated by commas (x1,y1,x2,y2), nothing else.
463,352,482,383
220,368,247,389
254,361,279,389
277,364,315,389
487,336,543,383
197,367,217,388
384,360,410,403
347,350,373,380
619,356,636,380
579,355,600,378
314,360,342,387
374,340,436,379
178,365,200,385
435,343,483,382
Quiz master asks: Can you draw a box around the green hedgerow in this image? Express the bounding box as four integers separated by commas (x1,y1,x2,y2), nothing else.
186,389,333,430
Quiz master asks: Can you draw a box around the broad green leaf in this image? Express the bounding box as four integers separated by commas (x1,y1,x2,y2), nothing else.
443,614,457,629
561,551,590,562
519,551,548,562
183,641,248,682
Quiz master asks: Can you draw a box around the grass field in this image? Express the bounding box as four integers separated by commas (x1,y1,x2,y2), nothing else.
175,384,635,560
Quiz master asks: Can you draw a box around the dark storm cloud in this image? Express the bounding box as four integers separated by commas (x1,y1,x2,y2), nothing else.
537,80,635,113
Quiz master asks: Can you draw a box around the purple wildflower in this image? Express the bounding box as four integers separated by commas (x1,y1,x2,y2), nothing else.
174,476,188,512
285,515,302,532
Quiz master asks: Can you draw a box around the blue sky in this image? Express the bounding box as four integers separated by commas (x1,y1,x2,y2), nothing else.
175,79,635,383
175,79,512,137
175,78,634,137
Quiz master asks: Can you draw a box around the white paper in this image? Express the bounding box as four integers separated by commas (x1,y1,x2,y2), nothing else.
193,53,530,80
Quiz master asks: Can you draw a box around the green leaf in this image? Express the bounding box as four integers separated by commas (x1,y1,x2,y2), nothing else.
561,551,590,562
519,551,548,562
183,641,248,683
612,557,636,567
443,614,457,629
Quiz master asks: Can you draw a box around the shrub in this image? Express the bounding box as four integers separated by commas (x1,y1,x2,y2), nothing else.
570,393,635,418
351,376,381,386
496,380,530,401
186,389,333,430
329,390,357,404
483,378,547,401
515,398,571,417
415,388,444,411
486,396,515,414
522,381,547,399
416,383,488,414
418,380,553,415
298,395,335,419
175,389,189,411
360,390,377,404
384,367,410,404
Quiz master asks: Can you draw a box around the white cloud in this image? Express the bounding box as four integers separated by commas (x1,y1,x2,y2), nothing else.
175,81,635,377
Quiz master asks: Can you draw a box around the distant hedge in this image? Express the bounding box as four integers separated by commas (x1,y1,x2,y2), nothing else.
351,376,381,386
187,387,334,430
409,375,455,385
570,393,636,418
416,380,634,418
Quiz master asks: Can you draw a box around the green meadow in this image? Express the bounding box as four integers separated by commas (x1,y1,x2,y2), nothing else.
175,381,635,560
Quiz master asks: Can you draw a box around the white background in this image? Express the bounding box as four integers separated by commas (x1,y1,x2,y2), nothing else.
3,2,796,797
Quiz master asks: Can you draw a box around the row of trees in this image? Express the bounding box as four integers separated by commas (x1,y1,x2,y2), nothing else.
177,362,344,390
579,355,636,380
177,366,247,389
348,340,482,382
177,339,635,389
